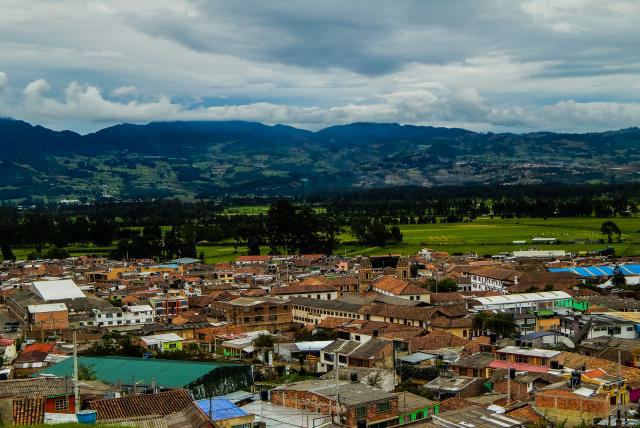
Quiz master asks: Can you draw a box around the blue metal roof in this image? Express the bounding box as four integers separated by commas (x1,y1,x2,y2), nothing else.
549,264,640,277
196,398,248,421
169,257,201,264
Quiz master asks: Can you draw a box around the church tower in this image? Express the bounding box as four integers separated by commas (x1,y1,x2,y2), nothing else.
396,257,410,280
358,257,372,291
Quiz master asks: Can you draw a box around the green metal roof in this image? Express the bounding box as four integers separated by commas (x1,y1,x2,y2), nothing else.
35,356,244,389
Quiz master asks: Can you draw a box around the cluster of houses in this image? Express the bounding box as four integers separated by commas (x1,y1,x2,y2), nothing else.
1,250,640,426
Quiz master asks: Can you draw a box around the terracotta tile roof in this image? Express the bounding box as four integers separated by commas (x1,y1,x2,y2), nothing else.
0,377,74,398
371,276,426,295
505,404,544,425
469,267,520,281
359,303,468,321
408,330,469,352
299,275,358,287
234,256,270,262
428,292,464,305
430,315,473,329
438,396,475,412
23,343,54,353
555,352,640,387
272,283,338,294
13,397,46,425
89,389,196,420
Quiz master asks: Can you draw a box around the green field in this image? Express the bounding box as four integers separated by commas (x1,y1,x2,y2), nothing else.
9,217,639,263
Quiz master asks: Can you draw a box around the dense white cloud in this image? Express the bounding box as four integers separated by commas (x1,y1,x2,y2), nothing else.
0,0,639,132
2,75,639,133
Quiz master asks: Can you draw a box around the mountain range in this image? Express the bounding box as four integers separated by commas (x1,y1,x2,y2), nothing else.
1,118,639,201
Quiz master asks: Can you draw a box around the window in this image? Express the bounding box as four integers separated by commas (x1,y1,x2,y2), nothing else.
356,407,367,418
339,355,347,363
355,335,361,341
377,402,391,413
55,398,68,411
463,330,467,337
232,424,251,428
269,315,277,321
169,343,177,349
517,356,528,363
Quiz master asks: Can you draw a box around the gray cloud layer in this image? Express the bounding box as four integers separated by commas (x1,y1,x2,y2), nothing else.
0,0,639,133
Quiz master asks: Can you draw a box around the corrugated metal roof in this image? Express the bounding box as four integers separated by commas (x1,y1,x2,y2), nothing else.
31,279,85,301
474,291,571,305
35,356,244,389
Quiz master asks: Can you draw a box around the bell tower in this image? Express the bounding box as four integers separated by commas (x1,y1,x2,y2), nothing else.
358,257,372,291
396,257,410,280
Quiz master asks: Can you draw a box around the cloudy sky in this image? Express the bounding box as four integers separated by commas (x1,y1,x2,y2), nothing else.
1,0,640,133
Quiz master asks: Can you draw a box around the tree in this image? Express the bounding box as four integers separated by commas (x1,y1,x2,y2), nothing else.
612,265,626,287
473,312,516,338
252,334,274,349
198,251,206,264
600,221,621,244
78,363,97,380
44,246,70,259
428,279,458,293
390,225,403,242
1,243,15,261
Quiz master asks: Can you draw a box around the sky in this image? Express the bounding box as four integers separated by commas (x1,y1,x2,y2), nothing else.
1,0,640,134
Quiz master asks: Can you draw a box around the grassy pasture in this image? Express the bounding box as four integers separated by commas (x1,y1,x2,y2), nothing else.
9,216,639,263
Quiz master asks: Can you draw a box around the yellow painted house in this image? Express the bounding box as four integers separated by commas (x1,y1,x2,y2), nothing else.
139,333,185,352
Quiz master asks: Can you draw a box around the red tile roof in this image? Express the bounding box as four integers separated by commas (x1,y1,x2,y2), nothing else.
372,276,426,295
89,389,196,420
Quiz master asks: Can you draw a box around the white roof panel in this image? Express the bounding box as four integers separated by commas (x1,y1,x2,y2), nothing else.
475,291,571,305
27,303,68,313
31,279,85,301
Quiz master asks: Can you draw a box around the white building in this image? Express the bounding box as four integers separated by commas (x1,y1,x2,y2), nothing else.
81,305,154,328
467,268,519,292
30,279,85,301
471,291,572,313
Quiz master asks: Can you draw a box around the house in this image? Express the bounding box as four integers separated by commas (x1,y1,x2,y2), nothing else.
81,305,154,328
360,303,469,329
147,295,189,318
210,297,293,333
0,377,76,425
535,371,629,426
291,296,364,325
12,343,55,377
467,267,521,292
26,303,69,330
234,255,271,265
423,374,485,400
579,336,640,367
449,352,496,378
271,380,399,428
272,283,339,300
89,389,213,427
320,338,394,371
370,276,430,303
139,333,185,352
298,275,360,295
219,330,271,357
319,367,397,392
560,313,637,341
37,356,253,398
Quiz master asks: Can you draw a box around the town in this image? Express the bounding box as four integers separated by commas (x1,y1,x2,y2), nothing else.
1,247,640,427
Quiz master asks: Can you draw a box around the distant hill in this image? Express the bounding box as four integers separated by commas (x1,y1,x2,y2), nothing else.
0,117,639,201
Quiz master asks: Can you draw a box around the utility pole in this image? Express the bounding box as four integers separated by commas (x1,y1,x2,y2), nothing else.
73,329,79,411
616,349,622,428
507,360,511,405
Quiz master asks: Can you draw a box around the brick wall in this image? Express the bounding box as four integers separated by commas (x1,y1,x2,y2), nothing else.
494,379,530,402
271,389,399,428
535,389,609,425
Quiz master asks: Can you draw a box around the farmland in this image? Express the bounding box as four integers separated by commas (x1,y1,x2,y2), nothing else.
10,216,639,263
